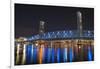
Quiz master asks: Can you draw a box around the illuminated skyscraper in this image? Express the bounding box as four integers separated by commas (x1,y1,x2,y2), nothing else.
77,11,83,37
39,21,45,34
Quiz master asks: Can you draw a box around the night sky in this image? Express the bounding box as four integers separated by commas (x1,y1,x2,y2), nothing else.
15,3,94,38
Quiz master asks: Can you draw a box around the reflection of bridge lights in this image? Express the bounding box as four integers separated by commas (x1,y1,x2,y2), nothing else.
63,48,68,62
39,49,42,64
35,43,38,46
79,46,81,49
69,48,73,62
15,39,94,65
52,48,55,63
88,47,92,61
57,48,60,63
26,44,34,64
22,44,26,64
16,43,20,64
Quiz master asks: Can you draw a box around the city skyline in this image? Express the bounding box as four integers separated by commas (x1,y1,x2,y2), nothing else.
15,3,94,65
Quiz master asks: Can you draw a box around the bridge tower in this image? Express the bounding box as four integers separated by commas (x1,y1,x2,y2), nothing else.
77,11,83,37
39,21,45,34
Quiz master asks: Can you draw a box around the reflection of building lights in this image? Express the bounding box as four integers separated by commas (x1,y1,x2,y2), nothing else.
39,44,44,64
63,48,67,62
16,43,20,64
69,48,73,62
35,43,38,46
39,47,43,64
75,45,77,47
15,39,94,64
22,44,26,64
88,47,92,61
79,46,81,49
26,44,33,64
51,48,55,63
57,48,60,63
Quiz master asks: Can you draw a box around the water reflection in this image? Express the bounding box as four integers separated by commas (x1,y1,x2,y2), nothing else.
15,40,94,65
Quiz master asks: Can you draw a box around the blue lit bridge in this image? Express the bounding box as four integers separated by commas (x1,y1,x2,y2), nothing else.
15,11,94,65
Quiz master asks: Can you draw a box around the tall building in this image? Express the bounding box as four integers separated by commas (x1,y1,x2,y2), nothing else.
77,11,83,37
39,21,45,34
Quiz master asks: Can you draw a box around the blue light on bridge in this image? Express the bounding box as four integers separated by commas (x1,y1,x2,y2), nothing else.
27,30,93,41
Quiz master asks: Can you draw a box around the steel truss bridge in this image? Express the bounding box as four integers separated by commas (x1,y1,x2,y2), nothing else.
26,30,93,41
